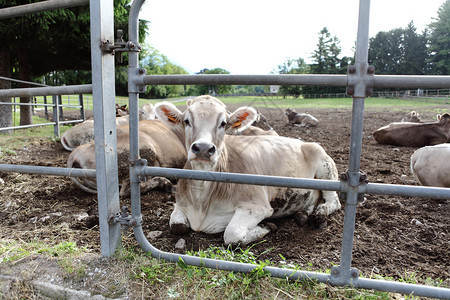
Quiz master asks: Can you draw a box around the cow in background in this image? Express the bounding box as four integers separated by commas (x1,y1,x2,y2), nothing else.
155,95,340,245
61,103,156,151
285,108,319,127
67,120,186,197
402,111,422,123
410,143,450,187
372,113,450,147
234,111,278,136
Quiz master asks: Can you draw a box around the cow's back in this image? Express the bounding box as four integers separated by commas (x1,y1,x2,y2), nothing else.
411,143,450,187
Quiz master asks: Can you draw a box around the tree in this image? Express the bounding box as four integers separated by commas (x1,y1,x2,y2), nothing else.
427,0,450,74
139,45,188,99
368,23,428,75
276,57,309,98
303,27,348,95
0,0,148,126
402,22,428,74
188,68,233,96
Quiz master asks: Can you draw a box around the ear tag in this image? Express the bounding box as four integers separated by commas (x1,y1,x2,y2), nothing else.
232,112,250,128
232,121,242,128
161,107,178,124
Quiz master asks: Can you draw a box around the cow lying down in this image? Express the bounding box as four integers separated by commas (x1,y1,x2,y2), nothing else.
155,95,340,245
410,143,450,187
61,103,156,151
285,108,319,127
67,120,186,197
372,113,450,147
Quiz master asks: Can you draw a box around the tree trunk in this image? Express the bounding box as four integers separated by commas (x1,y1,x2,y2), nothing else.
18,49,33,126
0,50,12,134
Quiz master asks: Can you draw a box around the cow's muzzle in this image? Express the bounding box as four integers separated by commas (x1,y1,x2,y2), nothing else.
191,142,216,160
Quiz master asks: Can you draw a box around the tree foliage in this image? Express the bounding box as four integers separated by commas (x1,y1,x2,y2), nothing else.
187,68,233,96
276,58,309,98
139,45,188,99
0,0,148,125
368,23,428,75
427,0,450,74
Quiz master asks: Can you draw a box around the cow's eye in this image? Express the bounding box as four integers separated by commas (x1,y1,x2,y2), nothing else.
219,121,226,128
184,119,190,126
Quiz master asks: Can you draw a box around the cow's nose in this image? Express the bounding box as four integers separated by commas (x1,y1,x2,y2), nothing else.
191,142,216,159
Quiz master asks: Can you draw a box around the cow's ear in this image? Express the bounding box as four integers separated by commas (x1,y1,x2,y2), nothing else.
227,107,257,133
155,102,183,127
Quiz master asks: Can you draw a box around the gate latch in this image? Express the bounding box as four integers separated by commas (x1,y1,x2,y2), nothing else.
101,30,141,63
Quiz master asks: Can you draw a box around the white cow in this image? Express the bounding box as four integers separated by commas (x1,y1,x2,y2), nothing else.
155,95,340,245
410,143,450,187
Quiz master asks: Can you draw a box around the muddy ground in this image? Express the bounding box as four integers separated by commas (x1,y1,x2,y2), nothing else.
0,102,449,296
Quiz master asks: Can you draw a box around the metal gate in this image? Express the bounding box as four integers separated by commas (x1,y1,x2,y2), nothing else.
0,0,449,298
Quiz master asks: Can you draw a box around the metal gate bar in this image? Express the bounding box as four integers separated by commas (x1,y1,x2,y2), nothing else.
140,74,450,89
0,84,92,98
0,0,89,19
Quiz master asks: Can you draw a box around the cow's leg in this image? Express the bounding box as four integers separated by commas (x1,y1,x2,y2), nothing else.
170,205,190,235
314,155,341,216
223,206,273,245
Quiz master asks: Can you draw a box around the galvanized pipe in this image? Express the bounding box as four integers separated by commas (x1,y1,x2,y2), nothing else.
143,74,347,86
0,0,89,19
0,164,95,178
338,0,371,277
142,74,450,89
374,75,450,89
0,85,92,98
139,166,344,192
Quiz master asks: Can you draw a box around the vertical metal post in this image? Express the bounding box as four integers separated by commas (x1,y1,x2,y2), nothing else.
52,95,60,137
128,0,147,250
335,0,371,281
44,95,48,120
79,94,85,121
90,0,121,256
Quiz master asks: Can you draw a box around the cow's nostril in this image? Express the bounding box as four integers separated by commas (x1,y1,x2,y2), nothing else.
191,143,200,154
208,146,216,156
72,161,82,169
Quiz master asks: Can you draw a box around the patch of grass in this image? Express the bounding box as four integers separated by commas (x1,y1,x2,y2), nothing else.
114,243,403,299
0,240,85,263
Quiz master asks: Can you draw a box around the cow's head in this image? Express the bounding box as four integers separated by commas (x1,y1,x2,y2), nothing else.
155,95,257,169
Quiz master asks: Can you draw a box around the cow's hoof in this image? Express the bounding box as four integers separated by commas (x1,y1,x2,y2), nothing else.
294,212,308,226
170,223,190,235
262,221,278,232
308,214,328,229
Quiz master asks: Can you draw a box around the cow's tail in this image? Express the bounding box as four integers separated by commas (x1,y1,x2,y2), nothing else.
61,132,74,151
70,177,97,194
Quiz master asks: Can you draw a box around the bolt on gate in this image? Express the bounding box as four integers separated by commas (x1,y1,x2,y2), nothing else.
0,0,449,298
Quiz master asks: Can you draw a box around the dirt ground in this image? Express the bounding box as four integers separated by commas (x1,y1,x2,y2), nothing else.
0,103,449,296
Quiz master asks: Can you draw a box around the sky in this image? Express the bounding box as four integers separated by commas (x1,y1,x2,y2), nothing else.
139,0,446,75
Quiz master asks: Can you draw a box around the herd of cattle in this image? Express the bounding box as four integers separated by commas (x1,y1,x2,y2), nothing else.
62,96,449,244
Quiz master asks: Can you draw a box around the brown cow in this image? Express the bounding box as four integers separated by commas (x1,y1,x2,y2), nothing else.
285,108,319,127
155,95,340,245
61,103,157,151
67,120,186,197
410,143,450,187
372,113,450,147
